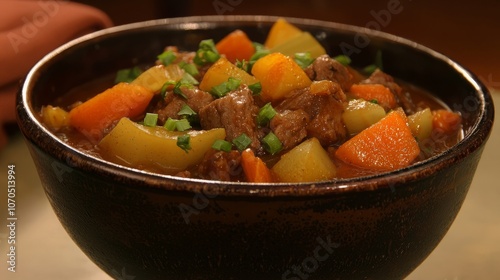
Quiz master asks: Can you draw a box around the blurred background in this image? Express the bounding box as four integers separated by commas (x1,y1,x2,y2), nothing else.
75,0,500,89
0,0,499,279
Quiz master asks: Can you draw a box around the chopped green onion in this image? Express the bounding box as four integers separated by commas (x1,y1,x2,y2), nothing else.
232,133,252,151
262,132,282,155
173,82,189,99
237,43,270,73
211,83,230,98
294,52,314,68
363,50,383,74
164,118,177,131
143,113,158,127
179,62,200,77
210,77,241,98
178,104,196,117
256,103,277,127
177,135,191,153
333,55,352,66
163,118,191,132
212,139,232,152
160,81,176,98
235,59,250,72
193,39,220,66
363,64,378,75
177,104,199,124
175,118,192,132
180,72,199,85
370,99,379,104
115,67,143,83
157,50,177,66
250,43,270,61
248,82,262,95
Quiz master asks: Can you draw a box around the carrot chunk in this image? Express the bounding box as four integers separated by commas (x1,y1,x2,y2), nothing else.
68,82,154,142
241,149,273,183
335,109,420,171
349,84,397,110
432,109,462,134
216,29,255,63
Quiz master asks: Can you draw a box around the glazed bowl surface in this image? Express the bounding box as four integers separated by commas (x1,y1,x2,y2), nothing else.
17,15,494,280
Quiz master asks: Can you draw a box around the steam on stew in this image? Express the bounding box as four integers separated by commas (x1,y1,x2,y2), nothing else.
40,18,462,183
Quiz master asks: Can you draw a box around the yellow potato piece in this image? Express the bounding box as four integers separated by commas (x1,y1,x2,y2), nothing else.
342,99,386,135
131,64,184,93
408,108,433,141
199,57,258,92
251,52,312,102
98,118,226,174
270,32,326,59
272,138,337,182
264,18,302,49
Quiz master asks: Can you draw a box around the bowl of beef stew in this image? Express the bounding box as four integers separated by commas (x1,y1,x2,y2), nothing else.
17,15,494,279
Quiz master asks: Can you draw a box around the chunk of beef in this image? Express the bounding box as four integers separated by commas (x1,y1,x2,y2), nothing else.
199,86,261,151
304,55,353,92
275,81,347,146
154,87,214,124
270,109,309,150
362,69,416,114
196,150,243,181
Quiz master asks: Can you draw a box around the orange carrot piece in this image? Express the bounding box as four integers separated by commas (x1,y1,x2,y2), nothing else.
349,84,397,110
216,30,255,63
69,82,154,142
241,149,273,183
335,109,420,172
432,109,462,134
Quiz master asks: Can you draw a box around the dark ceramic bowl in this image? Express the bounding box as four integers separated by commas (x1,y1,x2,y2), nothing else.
17,16,494,279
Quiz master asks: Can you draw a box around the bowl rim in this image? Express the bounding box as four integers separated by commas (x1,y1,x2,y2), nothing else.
17,15,495,197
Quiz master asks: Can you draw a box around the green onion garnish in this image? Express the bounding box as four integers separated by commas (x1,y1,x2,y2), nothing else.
193,39,220,66
179,62,200,77
262,132,282,155
363,64,378,75
232,133,252,151
249,82,262,95
240,43,270,73
256,103,276,127
210,77,241,98
363,50,383,74
160,81,176,98
294,52,314,68
178,104,196,117
250,43,270,61
175,119,192,132
143,113,158,127
115,67,143,83
333,55,352,66
212,139,232,152
164,118,191,132
157,50,177,66
177,135,191,153
164,118,177,131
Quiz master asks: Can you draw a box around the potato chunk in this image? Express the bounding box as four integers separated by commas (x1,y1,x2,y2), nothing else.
342,99,386,135
251,52,312,102
272,137,336,182
199,57,258,92
98,118,226,174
